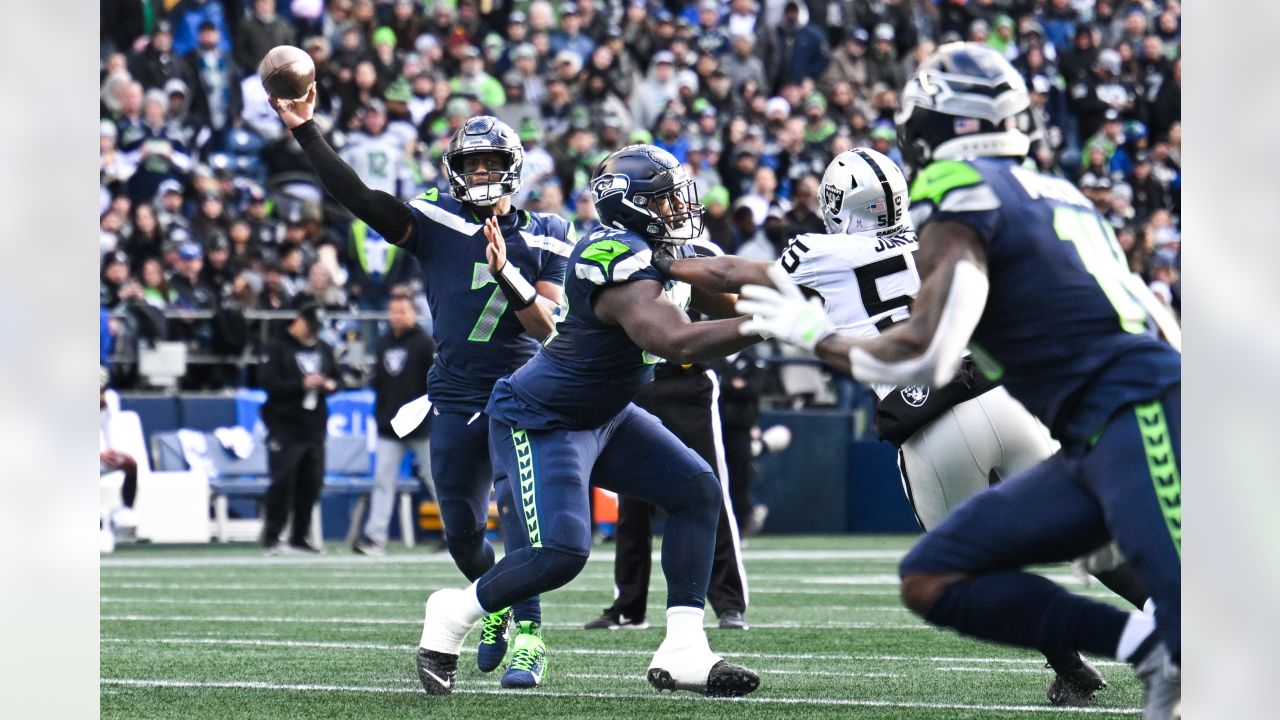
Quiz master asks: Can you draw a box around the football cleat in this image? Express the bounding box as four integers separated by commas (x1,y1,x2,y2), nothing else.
1045,653,1107,706
416,647,458,696
717,611,749,631
500,621,547,689
646,645,760,697
476,608,512,673
351,535,385,557
583,609,649,630
1134,643,1181,720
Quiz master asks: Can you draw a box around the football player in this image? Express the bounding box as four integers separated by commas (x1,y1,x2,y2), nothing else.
654,145,1139,705
735,44,1181,719
270,89,574,688
414,145,762,697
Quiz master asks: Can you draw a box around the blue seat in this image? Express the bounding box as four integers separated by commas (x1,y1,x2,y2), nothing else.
150,431,398,544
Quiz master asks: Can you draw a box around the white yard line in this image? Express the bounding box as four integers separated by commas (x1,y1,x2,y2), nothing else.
100,614,932,631
99,636,1127,667
100,596,905,612
99,549,910,569
100,677,1138,714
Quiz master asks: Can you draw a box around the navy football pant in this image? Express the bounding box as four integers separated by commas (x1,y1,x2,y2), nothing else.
477,404,722,613
901,384,1181,661
429,409,539,622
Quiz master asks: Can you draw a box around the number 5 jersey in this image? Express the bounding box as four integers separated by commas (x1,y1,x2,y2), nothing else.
398,188,576,412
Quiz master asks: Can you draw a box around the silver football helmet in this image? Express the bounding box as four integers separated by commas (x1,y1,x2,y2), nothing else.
817,147,909,235
896,42,1034,171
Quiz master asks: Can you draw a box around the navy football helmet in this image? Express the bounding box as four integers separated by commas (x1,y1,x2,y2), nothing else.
442,116,524,207
590,145,704,245
896,43,1040,173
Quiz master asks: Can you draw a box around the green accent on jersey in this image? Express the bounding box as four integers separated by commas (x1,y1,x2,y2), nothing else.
968,342,1005,381
467,262,509,343
910,160,984,207
416,187,440,202
1052,207,1147,335
1135,400,1181,558
511,428,541,548
580,239,631,276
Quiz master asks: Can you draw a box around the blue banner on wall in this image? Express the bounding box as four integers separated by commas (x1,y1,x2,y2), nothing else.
235,388,376,450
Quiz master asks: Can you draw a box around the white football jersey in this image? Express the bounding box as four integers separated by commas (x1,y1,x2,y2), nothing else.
340,133,408,196
775,227,921,339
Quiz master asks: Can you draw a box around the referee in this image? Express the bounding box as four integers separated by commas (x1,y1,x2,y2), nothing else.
585,244,750,631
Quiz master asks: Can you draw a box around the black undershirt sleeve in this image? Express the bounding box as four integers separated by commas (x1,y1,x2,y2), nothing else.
291,120,415,246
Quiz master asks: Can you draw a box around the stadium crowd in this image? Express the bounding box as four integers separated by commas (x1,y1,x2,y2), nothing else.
99,0,1181,391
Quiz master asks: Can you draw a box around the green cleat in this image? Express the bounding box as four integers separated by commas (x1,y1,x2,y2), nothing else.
500,621,547,688
475,608,511,673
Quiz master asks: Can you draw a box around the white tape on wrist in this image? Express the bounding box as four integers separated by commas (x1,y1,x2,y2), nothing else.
497,261,537,308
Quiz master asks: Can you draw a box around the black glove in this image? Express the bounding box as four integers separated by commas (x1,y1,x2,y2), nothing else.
651,243,678,278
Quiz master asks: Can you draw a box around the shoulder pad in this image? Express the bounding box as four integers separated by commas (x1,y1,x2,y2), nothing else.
575,230,653,286
909,160,985,207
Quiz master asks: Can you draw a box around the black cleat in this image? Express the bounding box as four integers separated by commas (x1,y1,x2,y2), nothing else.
717,611,749,630
416,647,458,695
583,609,648,630
705,660,761,697
646,660,760,697
1046,653,1107,706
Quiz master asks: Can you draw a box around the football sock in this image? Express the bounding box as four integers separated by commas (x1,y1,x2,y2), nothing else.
512,596,542,625
1116,608,1158,663
662,606,710,651
658,471,719,609
477,546,587,612
924,570,1130,659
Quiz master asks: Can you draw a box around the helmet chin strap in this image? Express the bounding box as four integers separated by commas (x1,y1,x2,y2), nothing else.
933,131,1030,162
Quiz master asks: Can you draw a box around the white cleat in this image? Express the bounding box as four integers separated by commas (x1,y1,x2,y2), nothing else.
646,644,760,697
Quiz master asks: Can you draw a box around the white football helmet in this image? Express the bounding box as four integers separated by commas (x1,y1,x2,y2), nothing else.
818,147,909,236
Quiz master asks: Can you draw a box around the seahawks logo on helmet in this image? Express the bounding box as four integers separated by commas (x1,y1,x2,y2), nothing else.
900,386,929,407
592,173,630,202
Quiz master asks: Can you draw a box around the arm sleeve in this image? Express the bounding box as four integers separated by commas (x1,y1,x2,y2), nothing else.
291,120,415,247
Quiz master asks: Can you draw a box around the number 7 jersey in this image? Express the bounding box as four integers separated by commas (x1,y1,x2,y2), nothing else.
398,188,576,412
909,157,1180,447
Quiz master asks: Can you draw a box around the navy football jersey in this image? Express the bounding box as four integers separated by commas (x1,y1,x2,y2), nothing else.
400,188,575,411
487,228,697,430
910,157,1180,446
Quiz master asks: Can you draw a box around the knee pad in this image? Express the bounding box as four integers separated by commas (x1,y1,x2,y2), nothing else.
445,528,494,579
528,546,589,591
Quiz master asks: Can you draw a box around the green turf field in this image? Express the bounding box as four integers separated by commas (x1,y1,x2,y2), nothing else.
101,535,1141,719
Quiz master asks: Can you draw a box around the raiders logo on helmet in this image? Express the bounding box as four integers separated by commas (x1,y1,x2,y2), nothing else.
900,385,929,407
822,184,843,215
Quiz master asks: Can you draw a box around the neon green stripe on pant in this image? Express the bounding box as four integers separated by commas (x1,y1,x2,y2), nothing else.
511,428,541,548
1135,400,1181,558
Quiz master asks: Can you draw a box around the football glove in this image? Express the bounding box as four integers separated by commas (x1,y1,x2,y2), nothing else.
736,265,834,352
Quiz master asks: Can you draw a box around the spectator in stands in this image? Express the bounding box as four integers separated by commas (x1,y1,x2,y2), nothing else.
867,23,904,92
139,257,176,309
170,241,218,311
771,1,830,89
235,0,297,74
353,294,437,555
258,297,339,555
130,21,194,92
170,0,231,57
184,20,243,143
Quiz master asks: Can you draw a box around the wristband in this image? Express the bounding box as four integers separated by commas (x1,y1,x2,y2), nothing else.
495,262,537,310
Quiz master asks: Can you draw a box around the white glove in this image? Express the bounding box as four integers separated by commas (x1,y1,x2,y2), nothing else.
736,264,834,352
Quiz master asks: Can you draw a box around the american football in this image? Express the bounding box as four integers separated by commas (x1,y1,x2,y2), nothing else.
258,45,315,100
